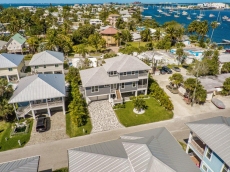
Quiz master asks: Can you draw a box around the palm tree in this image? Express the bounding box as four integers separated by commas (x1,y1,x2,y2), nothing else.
113,32,122,46
73,44,89,58
165,26,176,40
187,20,199,34
153,29,161,41
175,27,185,41
210,21,218,43
140,28,152,42
121,29,132,46
176,48,184,66
27,36,39,54
197,20,209,40
133,96,147,112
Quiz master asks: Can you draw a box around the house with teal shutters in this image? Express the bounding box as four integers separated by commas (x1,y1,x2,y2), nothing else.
185,116,230,172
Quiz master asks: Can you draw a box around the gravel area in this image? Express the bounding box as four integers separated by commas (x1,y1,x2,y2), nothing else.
88,100,124,133
26,112,69,146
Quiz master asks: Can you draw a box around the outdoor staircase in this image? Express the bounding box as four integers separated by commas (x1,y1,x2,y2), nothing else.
16,105,31,117
116,90,122,100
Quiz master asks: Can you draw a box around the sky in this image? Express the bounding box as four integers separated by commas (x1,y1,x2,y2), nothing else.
0,0,228,4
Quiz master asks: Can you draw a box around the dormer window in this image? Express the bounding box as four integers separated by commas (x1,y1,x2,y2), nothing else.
123,72,127,76
131,71,135,75
35,66,39,69
110,71,117,76
8,68,12,71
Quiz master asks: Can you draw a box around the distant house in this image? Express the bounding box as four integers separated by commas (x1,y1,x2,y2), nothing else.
6,33,26,53
0,40,7,50
186,116,230,172
0,156,40,172
68,127,199,172
100,27,119,47
79,55,150,105
9,74,66,119
0,53,25,82
219,53,230,72
89,19,102,25
107,14,120,27
29,50,64,74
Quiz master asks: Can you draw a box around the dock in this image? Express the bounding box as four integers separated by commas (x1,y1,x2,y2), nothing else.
222,39,230,43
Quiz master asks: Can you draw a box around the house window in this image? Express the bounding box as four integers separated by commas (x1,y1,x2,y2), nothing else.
91,86,99,92
8,68,12,71
123,72,127,76
131,71,135,75
111,84,116,89
55,64,59,67
35,66,39,69
114,71,117,75
121,83,125,89
44,65,46,68
202,164,208,172
206,148,212,160
222,164,229,172
132,82,136,87
104,85,109,88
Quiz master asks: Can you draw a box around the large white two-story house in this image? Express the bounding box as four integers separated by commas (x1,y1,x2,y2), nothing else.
29,50,64,74
6,33,26,53
79,55,151,105
9,74,66,119
0,53,25,82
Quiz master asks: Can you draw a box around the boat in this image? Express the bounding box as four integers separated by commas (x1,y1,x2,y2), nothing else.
197,15,203,19
222,16,229,20
227,19,230,22
155,15,161,17
192,12,197,15
211,98,225,109
174,14,179,18
209,14,215,18
182,11,188,15
187,15,191,20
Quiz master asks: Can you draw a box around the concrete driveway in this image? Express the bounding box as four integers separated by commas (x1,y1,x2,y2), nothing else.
26,112,69,146
88,100,124,133
152,68,230,118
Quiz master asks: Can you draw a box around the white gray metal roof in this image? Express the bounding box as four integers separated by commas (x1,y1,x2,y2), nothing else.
29,50,64,66
0,155,40,172
0,53,24,68
186,116,230,167
80,66,139,87
68,127,199,172
103,54,151,72
218,53,230,63
9,74,66,103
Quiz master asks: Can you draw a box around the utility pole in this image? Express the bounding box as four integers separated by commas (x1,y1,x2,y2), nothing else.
191,62,200,107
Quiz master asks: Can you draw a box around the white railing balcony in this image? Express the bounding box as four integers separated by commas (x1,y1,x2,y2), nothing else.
190,139,205,157
113,99,123,104
111,89,116,93
16,105,30,115
138,85,147,89
138,73,148,77
31,101,63,109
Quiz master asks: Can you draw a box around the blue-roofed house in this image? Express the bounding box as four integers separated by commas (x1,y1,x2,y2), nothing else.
185,116,230,172
6,33,26,53
0,53,25,82
9,74,66,119
29,50,64,74
68,127,199,172
0,156,40,172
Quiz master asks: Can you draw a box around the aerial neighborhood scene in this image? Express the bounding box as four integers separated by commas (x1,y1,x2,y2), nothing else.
0,0,230,171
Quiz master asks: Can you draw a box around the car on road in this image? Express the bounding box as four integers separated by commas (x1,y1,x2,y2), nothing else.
36,116,47,132
162,66,172,74
166,85,179,94
172,66,181,72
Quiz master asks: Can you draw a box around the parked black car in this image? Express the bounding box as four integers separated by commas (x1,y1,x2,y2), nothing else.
162,66,172,74
36,116,47,132
172,66,181,72
160,69,166,75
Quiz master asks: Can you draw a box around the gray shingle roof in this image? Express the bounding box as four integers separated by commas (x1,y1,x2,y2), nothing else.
9,74,66,103
80,66,139,87
186,116,230,167
103,54,151,72
0,155,40,172
0,53,24,68
68,127,199,172
29,50,64,66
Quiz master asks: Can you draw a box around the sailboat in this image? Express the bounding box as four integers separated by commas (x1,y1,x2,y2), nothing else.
182,11,188,15
187,15,191,20
174,14,179,18
216,11,221,25
209,14,215,18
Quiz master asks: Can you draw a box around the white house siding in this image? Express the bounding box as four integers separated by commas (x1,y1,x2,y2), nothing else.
31,64,64,74
7,39,23,52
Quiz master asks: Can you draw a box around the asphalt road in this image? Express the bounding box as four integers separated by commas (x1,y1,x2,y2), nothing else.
0,109,229,171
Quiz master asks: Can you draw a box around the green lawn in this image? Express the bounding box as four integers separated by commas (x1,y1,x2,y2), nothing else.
66,114,92,137
127,41,149,48
53,167,68,172
115,97,173,127
0,120,33,152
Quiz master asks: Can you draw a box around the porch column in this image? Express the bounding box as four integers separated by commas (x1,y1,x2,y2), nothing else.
6,75,9,82
32,110,35,119
17,72,20,81
135,91,138,97
144,89,147,95
62,97,65,115
13,103,19,121
186,131,193,154
186,145,190,154
53,71,55,74
47,108,51,117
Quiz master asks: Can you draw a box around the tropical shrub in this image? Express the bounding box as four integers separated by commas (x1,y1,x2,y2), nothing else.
221,62,230,73
221,77,230,96
133,96,147,112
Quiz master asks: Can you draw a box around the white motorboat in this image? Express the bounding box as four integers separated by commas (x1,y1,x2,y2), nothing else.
222,16,229,20
174,14,179,18
187,15,191,20
209,14,215,18
182,11,188,15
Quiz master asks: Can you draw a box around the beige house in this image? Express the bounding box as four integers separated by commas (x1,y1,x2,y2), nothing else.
107,14,120,27
100,27,119,47
0,53,25,82
29,50,64,74
6,33,26,53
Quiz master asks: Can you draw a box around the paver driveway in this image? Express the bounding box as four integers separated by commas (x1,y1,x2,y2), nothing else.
88,100,124,133
26,112,69,146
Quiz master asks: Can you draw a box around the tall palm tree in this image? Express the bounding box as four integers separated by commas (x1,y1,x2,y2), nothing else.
210,21,218,43
121,29,132,46
176,48,184,66
73,44,89,58
165,26,176,40
153,29,161,41
175,27,185,41
197,20,209,40
113,32,122,46
140,28,152,42
187,20,199,34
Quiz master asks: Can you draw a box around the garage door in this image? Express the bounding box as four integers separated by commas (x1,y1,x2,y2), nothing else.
89,95,108,101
